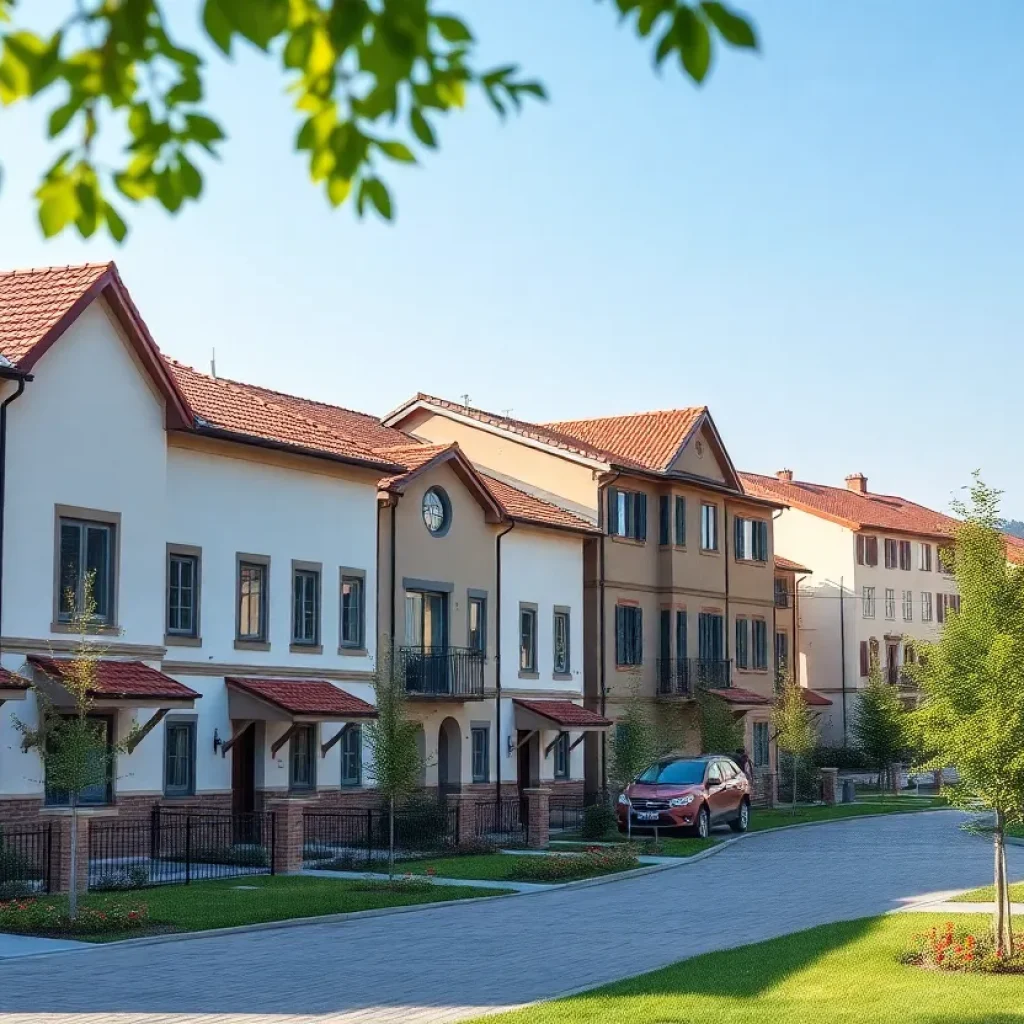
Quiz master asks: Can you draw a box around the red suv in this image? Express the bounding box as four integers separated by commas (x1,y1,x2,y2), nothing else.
616,755,751,838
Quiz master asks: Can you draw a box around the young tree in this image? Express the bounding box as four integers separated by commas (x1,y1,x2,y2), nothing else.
696,689,744,756
913,474,1024,959
771,680,815,813
851,655,907,794
364,647,423,880
0,1,758,240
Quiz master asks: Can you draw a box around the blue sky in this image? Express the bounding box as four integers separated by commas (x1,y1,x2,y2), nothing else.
1,1,1021,514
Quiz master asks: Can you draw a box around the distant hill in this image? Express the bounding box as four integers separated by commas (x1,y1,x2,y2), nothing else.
1001,519,1024,540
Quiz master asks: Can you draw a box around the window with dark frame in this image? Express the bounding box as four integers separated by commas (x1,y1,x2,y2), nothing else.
607,486,647,541
902,589,913,621
898,540,912,570
884,587,896,620
774,577,789,608
553,732,569,779
775,630,788,674
698,611,724,662
615,605,643,666
734,518,769,562
856,534,879,566
519,606,537,672
164,720,196,797
58,517,115,622
919,543,933,572
292,567,320,646
553,609,570,674
674,495,686,546
921,591,933,622
735,617,748,669
45,714,114,806
340,574,364,649
862,586,876,618
471,726,489,783
238,561,268,641
341,725,362,787
884,538,898,569
752,721,770,768
700,503,718,551
752,619,768,670
659,495,670,545
289,725,315,790
167,552,198,637
468,595,486,654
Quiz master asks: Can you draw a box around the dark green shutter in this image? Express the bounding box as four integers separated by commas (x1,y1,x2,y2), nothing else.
675,496,685,546
675,610,687,660
734,516,745,559
637,493,647,542
659,496,670,545
735,619,747,668
633,607,643,664
660,609,671,662
615,606,625,663
607,487,619,536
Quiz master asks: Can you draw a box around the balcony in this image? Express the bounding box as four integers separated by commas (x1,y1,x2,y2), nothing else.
656,658,732,697
398,646,485,700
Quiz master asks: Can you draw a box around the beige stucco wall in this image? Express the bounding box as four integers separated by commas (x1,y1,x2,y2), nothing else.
668,423,728,483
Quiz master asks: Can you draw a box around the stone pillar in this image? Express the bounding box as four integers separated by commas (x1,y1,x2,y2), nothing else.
268,799,311,875
820,768,839,806
50,812,91,895
524,787,550,850
446,792,479,847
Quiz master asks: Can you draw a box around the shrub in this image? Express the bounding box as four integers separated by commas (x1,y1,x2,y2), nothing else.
0,881,38,899
0,896,149,936
777,752,822,803
91,865,151,891
902,921,1024,973
507,845,640,882
349,876,435,895
392,795,453,852
455,836,498,856
580,803,617,840
809,745,871,772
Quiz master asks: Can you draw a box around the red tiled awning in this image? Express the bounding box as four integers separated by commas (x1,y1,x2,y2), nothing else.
0,666,29,701
707,687,772,707
801,689,833,707
513,699,611,731
29,656,199,703
226,678,377,720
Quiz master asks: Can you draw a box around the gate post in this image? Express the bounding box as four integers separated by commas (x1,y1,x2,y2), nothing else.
268,799,310,874
523,788,551,850
446,792,478,847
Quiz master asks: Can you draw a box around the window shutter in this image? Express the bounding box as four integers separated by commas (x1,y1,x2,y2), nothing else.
859,641,869,677
936,594,944,623
659,609,671,661
615,606,625,663
735,619,747,668
676,610,687,660
757,521,768,560
867,537,878,566
734,517,745,559
636,493,647,541
675,496,686,546
659,496,670,545
607,487,619,535
856,535,864,565
633,607,643,663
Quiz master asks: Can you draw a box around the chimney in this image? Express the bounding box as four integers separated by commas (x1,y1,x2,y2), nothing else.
845,473,868,494
776,469,793,483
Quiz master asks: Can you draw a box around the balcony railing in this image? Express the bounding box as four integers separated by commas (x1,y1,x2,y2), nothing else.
398,646,485,700
656,658,732,697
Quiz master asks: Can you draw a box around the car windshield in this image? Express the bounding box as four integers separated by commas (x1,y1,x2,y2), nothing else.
636,760,705,785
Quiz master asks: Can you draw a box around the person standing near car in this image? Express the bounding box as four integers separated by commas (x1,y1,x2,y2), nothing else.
735,748,753,779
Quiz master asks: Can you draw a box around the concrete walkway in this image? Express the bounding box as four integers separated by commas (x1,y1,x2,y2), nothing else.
0,810,1019,1024
0,933,87,960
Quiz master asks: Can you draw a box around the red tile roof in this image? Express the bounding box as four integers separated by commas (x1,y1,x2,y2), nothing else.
482,474,599,534
741,472,958,539
801,689,833,707
513,699,611,728
376,443,459,491
0,667,29,690
709,687,772,706
775,555,812,574
544,408,706,473
1004,534,1024,565
28,656,200,701
226,677,377,718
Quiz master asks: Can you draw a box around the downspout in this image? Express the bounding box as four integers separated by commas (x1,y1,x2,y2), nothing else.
0,373,30,663
596,471,620,798
389,497,398,656
771,509,783,686
723,502,730,663
839,573,847,745
793,573,809,687
494,520,516,812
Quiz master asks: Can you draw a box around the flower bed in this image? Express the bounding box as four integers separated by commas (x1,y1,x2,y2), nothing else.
0,896,150,937
506,845,640,882
902,921,1024,974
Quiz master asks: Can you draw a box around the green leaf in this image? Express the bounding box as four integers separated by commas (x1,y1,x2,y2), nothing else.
327,173,351,206
674,7,711,83
202,0,234,55
37,181,77,238
216,0,289,50
156,166,183,213
47,97,81,137
283,26,313,69
326,0,369,50
127,102,152,138
363,177,392,220
654,27,674,66
104,202,128,243
434,15,473,43
409,108,436,148
166,74,202,105
178,153,203,199
376,140,416,164
700,1,758,48
184,113,226,145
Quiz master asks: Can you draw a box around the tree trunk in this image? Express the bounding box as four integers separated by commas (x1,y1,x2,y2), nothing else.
994,810,1015,957
69,798,79,921
388,798,395,882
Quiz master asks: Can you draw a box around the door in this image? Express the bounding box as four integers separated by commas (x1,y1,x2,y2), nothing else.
717,760,745,819
231,722,256,815
517,730,535,826
698,613,724,686
405,591,450,694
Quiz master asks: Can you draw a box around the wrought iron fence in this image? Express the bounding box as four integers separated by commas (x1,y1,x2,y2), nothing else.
303,803,459,870
656,658,732,696
88,809,275,890
0,824,53,895
548,793,586,833
776,754,823,805
398,646,485,699
475,797,527,847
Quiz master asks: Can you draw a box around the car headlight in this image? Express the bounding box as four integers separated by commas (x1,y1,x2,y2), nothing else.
617,793,630,806
669,795,695,807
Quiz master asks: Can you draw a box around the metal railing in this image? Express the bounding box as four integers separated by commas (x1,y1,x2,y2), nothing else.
549,793,586,832
475,798,527,847
0,824,53,895
399,646,485,699
88,809,274,890
303,804,459,870
774,582,791,608
656,658,732,696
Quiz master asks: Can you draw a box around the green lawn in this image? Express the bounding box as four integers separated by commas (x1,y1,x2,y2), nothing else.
951,880,1024,903
1008,824,1024,840
2,875,508,942
394,852,636,883
748,799,947,832
551,837,717,858
468,915,1023,1024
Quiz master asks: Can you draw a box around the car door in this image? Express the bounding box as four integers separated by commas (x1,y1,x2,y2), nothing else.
705,761,729,823
717,760,744,819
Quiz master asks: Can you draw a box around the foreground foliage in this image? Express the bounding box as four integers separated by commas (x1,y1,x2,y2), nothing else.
902,920,1024,974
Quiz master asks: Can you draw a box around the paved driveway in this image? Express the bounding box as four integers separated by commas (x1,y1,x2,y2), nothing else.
0,810,1020,1024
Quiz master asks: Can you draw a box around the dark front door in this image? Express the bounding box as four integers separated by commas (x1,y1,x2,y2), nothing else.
231,722,256,815
517,730,534,826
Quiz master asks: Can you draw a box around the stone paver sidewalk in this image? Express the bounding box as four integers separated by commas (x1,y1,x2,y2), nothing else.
0,810,1018,1024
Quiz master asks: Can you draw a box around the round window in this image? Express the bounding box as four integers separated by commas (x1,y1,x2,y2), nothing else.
422,487,450,535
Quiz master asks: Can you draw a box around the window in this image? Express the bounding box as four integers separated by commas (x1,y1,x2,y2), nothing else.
775,631,788,674
607,486,646,541
291,565,320,647
164,720,196,797
615,605,643,666
902,590,913,621
674,495,686,546
341,725,362,787
57,515,116,623
519,605,537,672
675,609,687,661
659,495,670,545
553,609,570,674
289,725,315,790
921,591,933,622
46,714,113,806
166,549,199,638
735,617,749,669
237,557,268,643
553,732,569,780
774,577,790,608
856,535,878,566
752,721,770,768
919,543,933,572
734,518,768,562
468,595,486,654
859,640,869,677
422,487,451,535
862,586,876,618
700,503,718,551
752,619,768,670
471,726,489,783
698,611,724,661
898,540,912,571
340,572,365,649
884,588,895,620
936,593,961,623
884,538,898,569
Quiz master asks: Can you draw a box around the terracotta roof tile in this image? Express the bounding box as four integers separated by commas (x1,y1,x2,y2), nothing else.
28,656,199,701
482,474,599,534
709,686,772,706
513,699,611,728
1004,534,1024,565
801,689,833,707
0,263,112,366
0,667,29,690
376,443,457,490
741,472,958,539
544,408,706,473
226,677,377,718
775,555,812,574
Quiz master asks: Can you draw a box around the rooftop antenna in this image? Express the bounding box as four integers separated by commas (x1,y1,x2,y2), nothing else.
502,408,513,418
210,348,217,379
459,393,472,409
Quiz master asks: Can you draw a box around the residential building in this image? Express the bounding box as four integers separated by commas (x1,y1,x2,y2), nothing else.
384,397,789,791
740,469,961,745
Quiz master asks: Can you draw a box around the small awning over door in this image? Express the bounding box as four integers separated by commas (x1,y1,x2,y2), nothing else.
512,699,611,732
225,677,377,724
28,656,200,709
0,667,28,705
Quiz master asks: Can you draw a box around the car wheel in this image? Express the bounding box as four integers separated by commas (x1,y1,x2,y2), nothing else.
730,799,750,833
691,805,710,839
